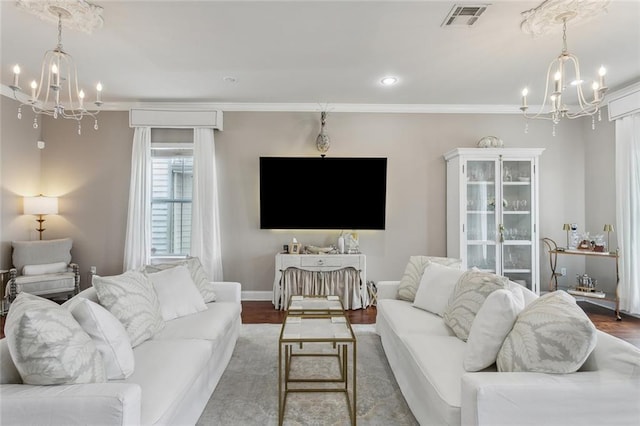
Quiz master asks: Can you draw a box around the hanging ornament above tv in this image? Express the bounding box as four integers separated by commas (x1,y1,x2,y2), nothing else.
316,111,330,156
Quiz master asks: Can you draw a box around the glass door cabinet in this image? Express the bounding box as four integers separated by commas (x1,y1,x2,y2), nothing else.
444,148,545,294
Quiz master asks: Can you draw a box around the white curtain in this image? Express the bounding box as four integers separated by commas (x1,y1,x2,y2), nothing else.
123,127,152,272
615,113,640,315
191,128,224,281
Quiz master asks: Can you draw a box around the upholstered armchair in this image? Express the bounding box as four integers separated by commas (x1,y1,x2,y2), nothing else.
7,238,80,302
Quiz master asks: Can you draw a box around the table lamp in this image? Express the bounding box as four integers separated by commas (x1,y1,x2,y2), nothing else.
23,195,58,240
603,224,614,251
562,223,571,248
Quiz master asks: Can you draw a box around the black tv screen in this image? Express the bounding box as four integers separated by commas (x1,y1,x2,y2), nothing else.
260,157,387,229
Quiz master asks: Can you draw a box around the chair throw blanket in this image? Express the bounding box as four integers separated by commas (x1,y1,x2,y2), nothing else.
280,267,362,310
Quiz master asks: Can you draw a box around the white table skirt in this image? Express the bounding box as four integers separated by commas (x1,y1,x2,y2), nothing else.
278,267,363,310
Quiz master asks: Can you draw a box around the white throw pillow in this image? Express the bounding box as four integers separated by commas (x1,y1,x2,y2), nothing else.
413,262,466,316
5,292,106,385
442,270,509,341
464,288,525,371
147,265,207,321
497,290,598,374
22,261,68,276
71,299,135,380
144,257,216,303
397,256,462,302
93,270,165,347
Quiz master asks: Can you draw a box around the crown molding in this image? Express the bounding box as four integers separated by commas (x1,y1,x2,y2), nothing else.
62,100,524,114
0,85,525,114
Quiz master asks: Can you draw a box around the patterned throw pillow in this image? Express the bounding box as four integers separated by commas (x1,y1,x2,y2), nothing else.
144,256,216,303
497,290,597,373
442,270,509,341
397,256,462,302
5,293,106,385
93,270,165,347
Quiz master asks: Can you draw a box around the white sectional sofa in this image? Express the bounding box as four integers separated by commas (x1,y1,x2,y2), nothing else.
376,264,640,426
0,280,242,425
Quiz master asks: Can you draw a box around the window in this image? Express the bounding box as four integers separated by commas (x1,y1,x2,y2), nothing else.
151,145,193,258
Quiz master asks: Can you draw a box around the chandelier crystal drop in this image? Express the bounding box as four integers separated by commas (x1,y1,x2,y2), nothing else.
10,6,103,135
519,14,607,134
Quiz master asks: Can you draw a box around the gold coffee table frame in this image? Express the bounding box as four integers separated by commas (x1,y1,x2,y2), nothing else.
278,295,357,425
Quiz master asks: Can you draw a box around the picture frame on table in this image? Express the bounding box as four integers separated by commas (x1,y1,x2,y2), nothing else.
289,243,301,254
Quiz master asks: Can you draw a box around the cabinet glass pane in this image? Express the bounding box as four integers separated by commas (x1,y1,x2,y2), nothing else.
467,244,497,273
503,244,532,287
466,160,498,273
502,160,532,243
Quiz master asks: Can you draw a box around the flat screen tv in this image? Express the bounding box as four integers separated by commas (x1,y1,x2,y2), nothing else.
260,157,387,230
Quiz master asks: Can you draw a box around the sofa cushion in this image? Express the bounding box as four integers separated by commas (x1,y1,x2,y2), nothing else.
376,299,455,337
413,262,466,316
12,273,76,296
497,290,598,374
93,271,165,348
145,257,216,303
116,339,213,425
5,292,106,385
443,270,509,341
147,265,207,321
152,302,241,351
401,334,471,412
464,288,525,372
71,299,135,380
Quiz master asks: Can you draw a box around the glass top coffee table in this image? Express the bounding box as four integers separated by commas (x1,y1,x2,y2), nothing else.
278,295,357,425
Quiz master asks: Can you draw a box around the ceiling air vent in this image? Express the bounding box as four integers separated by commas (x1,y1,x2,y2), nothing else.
441,4,489,27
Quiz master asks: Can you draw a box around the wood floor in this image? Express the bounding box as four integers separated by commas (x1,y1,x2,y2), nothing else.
241,300,640,349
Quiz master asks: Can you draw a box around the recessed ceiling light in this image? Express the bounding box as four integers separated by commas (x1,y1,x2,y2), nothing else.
380,76,398,86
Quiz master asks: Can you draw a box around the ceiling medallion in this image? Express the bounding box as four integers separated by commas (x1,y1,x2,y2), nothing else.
16,0,104,34
520,0,610,37
518,0,609,135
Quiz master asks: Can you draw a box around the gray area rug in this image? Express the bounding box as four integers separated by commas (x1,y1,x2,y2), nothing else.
197,324,418,425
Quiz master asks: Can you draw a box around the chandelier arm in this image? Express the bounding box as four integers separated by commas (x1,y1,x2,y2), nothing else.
566,55,590,109
522,58,557,120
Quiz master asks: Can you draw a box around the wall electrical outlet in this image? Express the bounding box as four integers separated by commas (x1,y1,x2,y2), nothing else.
560,267,567,276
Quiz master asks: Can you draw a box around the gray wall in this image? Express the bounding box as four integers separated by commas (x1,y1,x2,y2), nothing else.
1,97,615,297
1,96,42,267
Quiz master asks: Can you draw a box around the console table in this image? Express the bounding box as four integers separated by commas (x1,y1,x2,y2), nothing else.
543,238,621,320
272,253,367,310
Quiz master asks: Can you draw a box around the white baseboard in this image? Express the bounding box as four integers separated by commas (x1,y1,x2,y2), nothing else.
241,291,272,301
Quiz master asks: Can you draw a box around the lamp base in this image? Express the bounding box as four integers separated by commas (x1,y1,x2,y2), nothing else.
35,215,46,240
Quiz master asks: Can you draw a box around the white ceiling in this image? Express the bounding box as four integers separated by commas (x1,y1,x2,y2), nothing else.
1,0,639,110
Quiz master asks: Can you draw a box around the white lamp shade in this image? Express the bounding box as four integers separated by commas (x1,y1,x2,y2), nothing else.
23,196,58,215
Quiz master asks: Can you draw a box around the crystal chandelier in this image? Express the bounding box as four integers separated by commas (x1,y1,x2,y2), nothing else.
519,7,608,136
9,3,104,135
316,112,331,156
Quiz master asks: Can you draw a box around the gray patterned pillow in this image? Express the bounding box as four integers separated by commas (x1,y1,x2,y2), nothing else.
497,290,597,373
397,256,462,302
5,292,106,385
442,270,509,341
144,256,216,303
93,270,165,347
